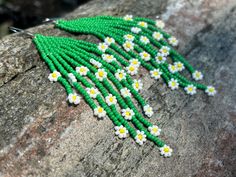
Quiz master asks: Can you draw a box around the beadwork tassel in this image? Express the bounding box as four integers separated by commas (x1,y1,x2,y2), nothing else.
33,34,172,157
32,15,217,158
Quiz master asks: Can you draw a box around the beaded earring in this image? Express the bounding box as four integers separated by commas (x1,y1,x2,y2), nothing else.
10,27,172,158
9,14,216,158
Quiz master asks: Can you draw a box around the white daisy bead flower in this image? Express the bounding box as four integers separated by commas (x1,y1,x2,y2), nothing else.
160,46,170,56
168,36,178,46
168,78,179,90
153,31,163,41
48,71,61,82
90,59,102,68
68,73,77,83
114,125,129,138
124,15,133,21
143,104,154,117
102,54,116,63
131,27,141,34
120,87,131,98
94,106,106,118
150,69,162,80
132,79,143,91
148,125,161,136
155,20,165,29
123,41,134,52
98,43,108,52
140,36,150,44
124,34,135,41
126,65,138,75
105,94,117,106
192,70,203,81
205,86,217,96
130,58,140,67
76,66,89,76
104,37,115,46
174,62,185,72
135,130,147,145
168,64,178,74
68,93,80,105
86,87,99,98
139,51,151,61
155,53,167,64
115,69,126,81
122,108,135,120
184,85,197,95
160,145,173,157
95,68,107,81
138,21,148,28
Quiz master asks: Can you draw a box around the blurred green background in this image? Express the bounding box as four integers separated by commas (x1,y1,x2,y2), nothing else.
0,0,89,38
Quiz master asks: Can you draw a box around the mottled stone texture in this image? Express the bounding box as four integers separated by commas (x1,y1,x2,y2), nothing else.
0,0,236,176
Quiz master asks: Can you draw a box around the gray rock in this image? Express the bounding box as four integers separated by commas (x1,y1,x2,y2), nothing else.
0,0,235,176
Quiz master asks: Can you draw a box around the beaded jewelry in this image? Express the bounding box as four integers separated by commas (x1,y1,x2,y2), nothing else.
33,34,171,156
9,15,216,158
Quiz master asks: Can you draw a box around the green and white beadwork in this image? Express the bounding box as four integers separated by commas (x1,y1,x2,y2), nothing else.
33,15,217,158
33,34,172,157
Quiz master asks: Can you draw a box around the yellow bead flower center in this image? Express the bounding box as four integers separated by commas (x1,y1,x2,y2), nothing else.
163,147,170,153
98,71,104,77
80,68,85,72
153,71,159,76
98,107,103,113
52,73,57,78
177,64,182,68
72,95,77,101
143,53,148,57
90,90,95,94
119,73,123,78
209,88,215,92
129,66,135,71
109,97,114,102
125,112,131,116
139,22,145,27
188,87,193,92
126,43,132,48
135,83,139,88
152,127,158,133
155,33,161,38
107,55,112,59
137,134,143,140
163,49,168,53
127,35,132,38
119,128,125,134
171,82,176,86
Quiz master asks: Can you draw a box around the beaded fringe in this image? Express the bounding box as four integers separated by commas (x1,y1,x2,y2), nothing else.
33,15,216,157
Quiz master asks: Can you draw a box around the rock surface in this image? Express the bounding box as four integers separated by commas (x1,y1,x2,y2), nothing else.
0,0,236,176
